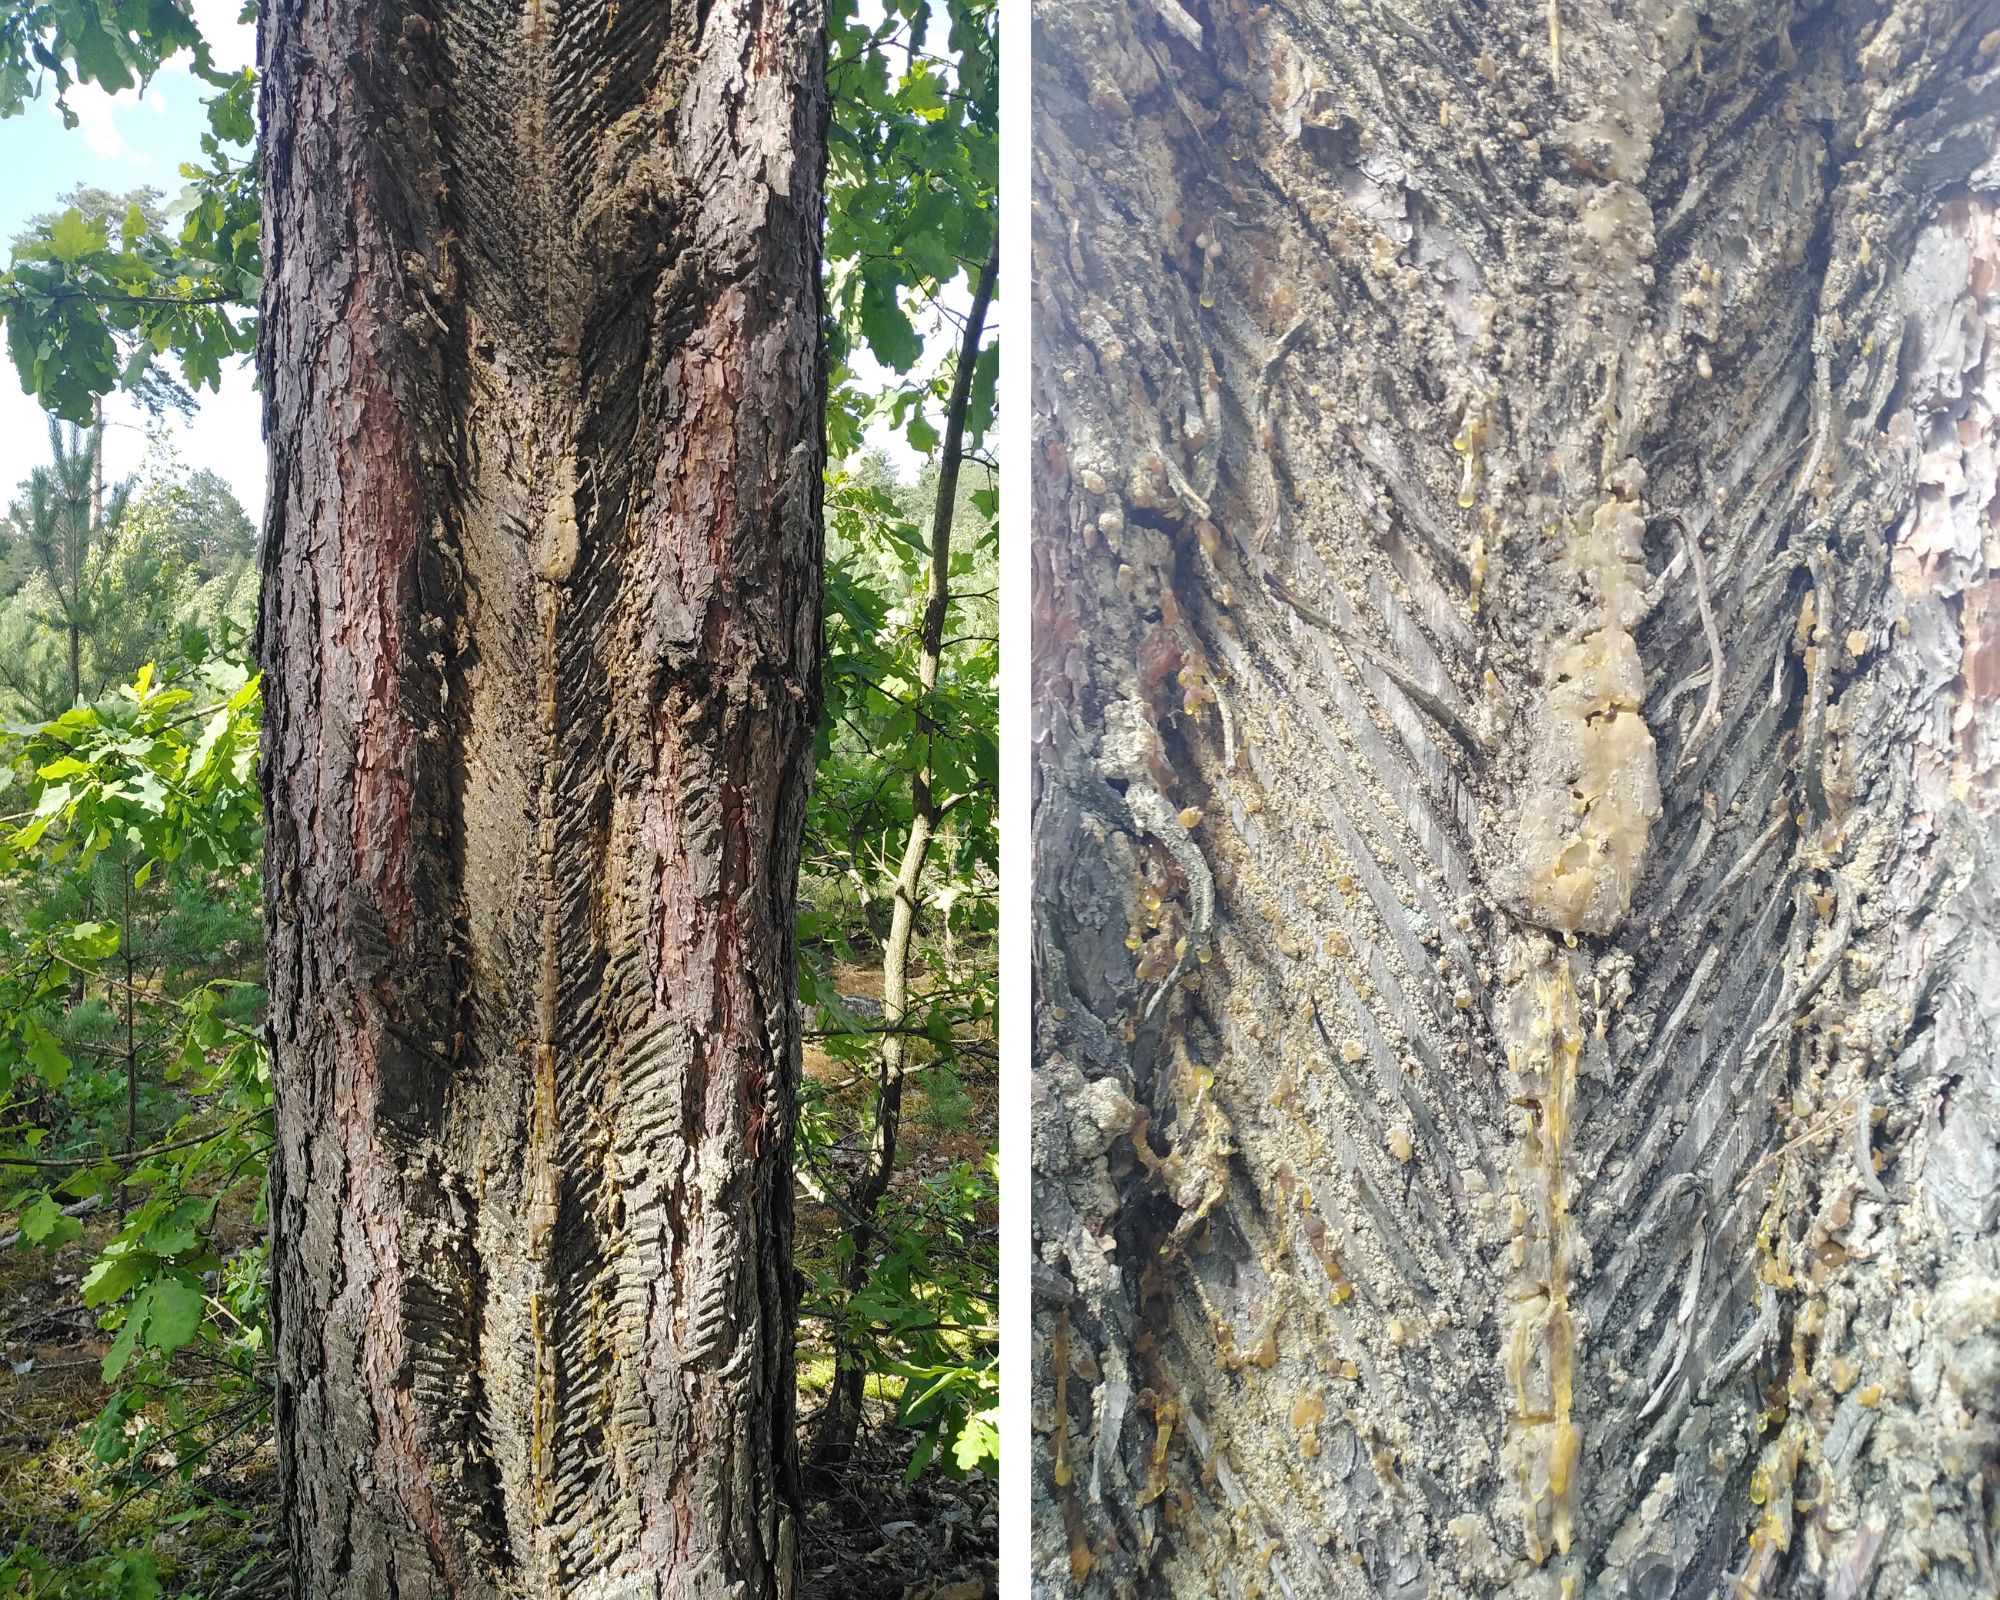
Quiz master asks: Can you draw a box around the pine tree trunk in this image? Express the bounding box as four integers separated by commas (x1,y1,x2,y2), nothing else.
1031,4,2000,1597
255,1,827,1594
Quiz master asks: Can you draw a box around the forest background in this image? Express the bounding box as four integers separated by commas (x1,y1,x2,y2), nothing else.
0,0,1000,1594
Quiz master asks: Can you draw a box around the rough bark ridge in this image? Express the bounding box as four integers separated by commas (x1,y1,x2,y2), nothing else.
1031,3,2000,1597
256,0,826,1594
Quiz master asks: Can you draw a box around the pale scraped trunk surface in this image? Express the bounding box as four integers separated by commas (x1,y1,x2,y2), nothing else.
255,0,826,1594
1031,3,2000,1597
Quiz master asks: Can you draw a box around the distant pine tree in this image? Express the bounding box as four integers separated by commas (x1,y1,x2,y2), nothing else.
0,430,256,721
0,419,133,714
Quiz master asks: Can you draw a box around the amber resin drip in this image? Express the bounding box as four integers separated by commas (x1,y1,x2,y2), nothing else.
1500,942,1584,1564
1513,468,1662,936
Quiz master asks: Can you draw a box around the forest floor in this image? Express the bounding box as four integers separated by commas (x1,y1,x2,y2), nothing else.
0,959,996,1599
0,1180,278,1595
794,956,999,1600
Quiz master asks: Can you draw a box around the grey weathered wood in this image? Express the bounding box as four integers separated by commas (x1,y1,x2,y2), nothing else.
1031,3,2000,1596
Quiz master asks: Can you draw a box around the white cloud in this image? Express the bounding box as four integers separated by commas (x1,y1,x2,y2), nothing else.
61,83,144,164
170,362,265,516
185,0,257,75
0,364,265,524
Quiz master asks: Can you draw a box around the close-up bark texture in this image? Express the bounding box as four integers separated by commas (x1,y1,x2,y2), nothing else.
1031,3,2000,1597
255,0,826,1593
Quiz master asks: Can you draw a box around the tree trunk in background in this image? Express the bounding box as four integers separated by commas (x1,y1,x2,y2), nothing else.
89,398,103,548
256,0,826,1593
1032,4,2000,1598
812,243,999,1474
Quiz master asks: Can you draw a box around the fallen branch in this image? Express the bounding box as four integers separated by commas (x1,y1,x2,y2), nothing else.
0,1192,102,1251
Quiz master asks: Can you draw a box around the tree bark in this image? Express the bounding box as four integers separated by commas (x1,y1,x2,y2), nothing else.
255,1,827,1595
1031,4,2000,1598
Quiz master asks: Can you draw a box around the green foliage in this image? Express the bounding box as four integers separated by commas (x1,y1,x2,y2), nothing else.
0,641,271,1592
0,1541,163,1600
0,0,1001,441
825,0,997,457
797,451,998,1482
0,0,209,119
798,0,1000,1487
0,420,125,716
800,458,998,1107
122,459,253,578
808,462,999,943
797,1147,998,1483
116,446,257,639
0,36,257,423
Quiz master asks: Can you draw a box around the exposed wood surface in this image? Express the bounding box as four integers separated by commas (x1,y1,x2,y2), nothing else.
1030,3,2000,1596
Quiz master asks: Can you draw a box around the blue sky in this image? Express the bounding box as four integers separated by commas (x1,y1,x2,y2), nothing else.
0,0,262,517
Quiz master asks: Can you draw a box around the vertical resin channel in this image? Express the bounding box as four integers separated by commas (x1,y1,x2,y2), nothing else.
1512,468,1662,938
1500,941,1584,1569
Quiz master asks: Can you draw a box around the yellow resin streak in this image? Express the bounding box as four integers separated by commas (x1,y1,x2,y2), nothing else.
1501,946,1584,1563
1516,489,1662,936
